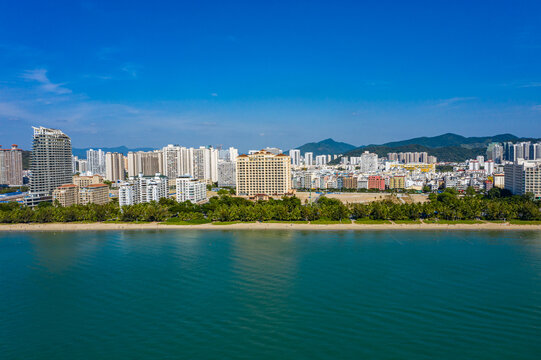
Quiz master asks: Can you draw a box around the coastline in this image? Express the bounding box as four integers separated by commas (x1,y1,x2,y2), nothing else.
1,222,541,231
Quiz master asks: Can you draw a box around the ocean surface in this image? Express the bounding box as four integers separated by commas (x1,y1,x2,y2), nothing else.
1,230,541,359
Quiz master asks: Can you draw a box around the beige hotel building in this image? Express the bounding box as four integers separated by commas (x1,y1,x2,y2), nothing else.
236,150,291,196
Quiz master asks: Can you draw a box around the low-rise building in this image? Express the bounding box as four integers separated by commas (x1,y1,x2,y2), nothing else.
388,175,406,189
368,176,385,191
52,183,109,206
73,174,104,187
79,184,109,205
52,184,79,207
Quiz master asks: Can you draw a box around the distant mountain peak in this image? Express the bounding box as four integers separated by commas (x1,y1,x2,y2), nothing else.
292,138,356,156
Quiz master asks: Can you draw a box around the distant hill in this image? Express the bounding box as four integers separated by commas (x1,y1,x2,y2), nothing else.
291,138,356,156
72,146,155,158
340,144,486,163
381,133,524,149
333,133,541,163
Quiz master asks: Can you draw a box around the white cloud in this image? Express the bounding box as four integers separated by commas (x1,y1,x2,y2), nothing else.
519,82,541,88
20,69,72,94
435,97,477,107
120,63,141,78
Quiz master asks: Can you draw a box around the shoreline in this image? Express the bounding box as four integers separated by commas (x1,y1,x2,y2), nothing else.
1,222,541,231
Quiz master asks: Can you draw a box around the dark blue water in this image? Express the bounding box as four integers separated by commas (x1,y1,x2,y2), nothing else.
1,230,540,359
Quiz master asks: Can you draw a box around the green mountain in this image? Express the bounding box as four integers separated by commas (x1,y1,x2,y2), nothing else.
292,138,356,156
332,133,540,163
340,144,486,163
381,133,522,149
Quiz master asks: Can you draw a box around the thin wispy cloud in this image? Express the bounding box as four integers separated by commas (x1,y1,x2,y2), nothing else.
20,69,71,94
435,97,477,107
120,63,141,78
519,82,541,88
96,46,121,61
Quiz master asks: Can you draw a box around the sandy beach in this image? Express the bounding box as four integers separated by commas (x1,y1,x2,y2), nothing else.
1,222,541,231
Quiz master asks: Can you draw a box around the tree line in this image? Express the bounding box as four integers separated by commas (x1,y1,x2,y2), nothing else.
0,187,539,223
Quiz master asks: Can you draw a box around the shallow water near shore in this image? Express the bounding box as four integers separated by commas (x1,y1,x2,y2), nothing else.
1,230,541,359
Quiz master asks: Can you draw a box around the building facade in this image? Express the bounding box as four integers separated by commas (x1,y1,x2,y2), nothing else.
176,176,207,203
0,144,23,186
368,175,385,191
26,127,73,206
236,150,291,196
79,184,109,205
218,161,236,188
127,151,164,177
73,174,104,187
52,184,79,207
289,149,301,166
105,152,126,182
86,149,106,175
504,161,541,198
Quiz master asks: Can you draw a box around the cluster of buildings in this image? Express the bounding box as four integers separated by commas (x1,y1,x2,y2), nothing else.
487,141,541,163
3,127,541,207
387,151,437,164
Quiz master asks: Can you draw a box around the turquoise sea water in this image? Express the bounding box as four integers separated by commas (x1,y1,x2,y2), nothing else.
1,230,541,359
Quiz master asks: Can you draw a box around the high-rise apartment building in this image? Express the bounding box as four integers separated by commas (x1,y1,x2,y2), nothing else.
162,144,182,179
360,151,378,173
218,161,236,188
304,152,314,166
176,176,207,203
219,147,239,162
193,146,218,183
127,151,163,177
427,155,438,164
236,150,291,196
485,160,495,175
26,127,72,206
105,152,125,182
0,144,23,186
86,149,106,175
487,143,504,163
315,155,327,166
289,149,301,166
504,160,541,199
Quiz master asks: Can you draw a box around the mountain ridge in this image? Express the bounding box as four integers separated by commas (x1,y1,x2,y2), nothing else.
289,138,356,156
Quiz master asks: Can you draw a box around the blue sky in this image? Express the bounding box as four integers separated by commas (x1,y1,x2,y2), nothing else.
1,0,540,151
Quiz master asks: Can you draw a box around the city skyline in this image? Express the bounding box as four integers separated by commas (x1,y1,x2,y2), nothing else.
1,1,541,150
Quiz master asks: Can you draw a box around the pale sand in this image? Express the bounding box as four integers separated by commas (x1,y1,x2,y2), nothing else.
1,222,540,231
